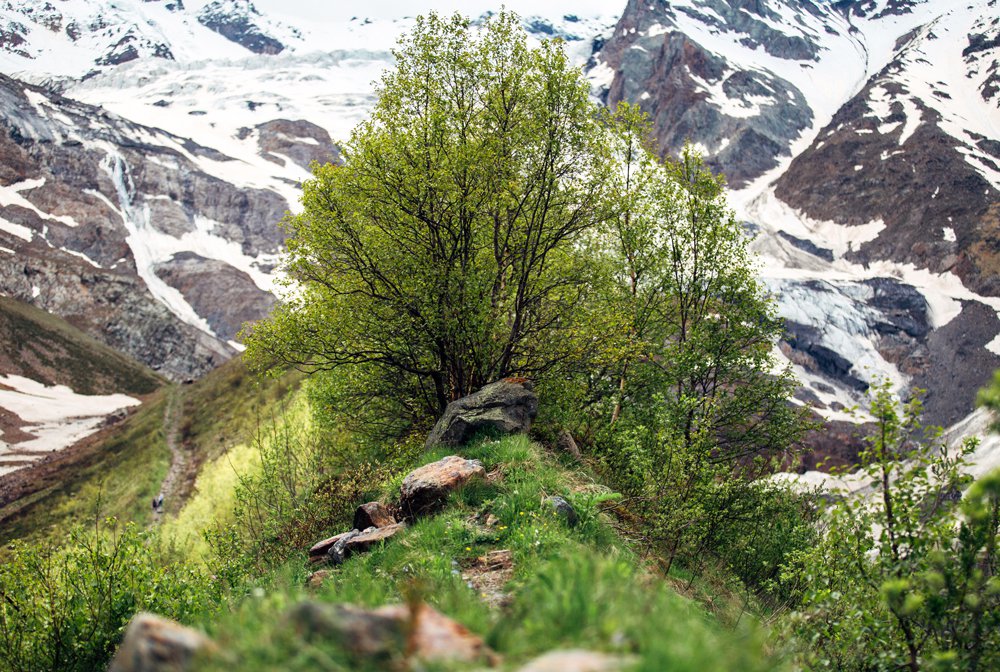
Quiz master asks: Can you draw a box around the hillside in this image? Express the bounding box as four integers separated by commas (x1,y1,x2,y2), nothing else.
0,357,300,547
0,295,162,396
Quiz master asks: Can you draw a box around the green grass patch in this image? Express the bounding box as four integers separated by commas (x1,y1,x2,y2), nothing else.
0,392,170,547
160,391,312,560
191,435,778,671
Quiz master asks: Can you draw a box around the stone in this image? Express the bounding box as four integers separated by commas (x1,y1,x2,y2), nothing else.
517,650,633,672
308,530,355,561
399,455,486,517
107,613,214,672
425,379,538,449
286,601,497,665
306,570,330,589
344,523,406,553
352,501,397,530
556,429,582,461
543,496,579,527
327,529,361,565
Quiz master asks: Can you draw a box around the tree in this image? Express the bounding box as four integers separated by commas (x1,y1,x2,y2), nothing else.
578,105,806,571
243,11,614,434
782,382,1000,671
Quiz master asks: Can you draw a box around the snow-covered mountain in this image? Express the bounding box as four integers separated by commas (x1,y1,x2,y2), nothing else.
1,0,999,471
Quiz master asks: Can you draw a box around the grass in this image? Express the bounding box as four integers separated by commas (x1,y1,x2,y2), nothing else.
0,359,302,549
0,391,171,547
0,295,163,396
189,434,779,671
160,391,312,560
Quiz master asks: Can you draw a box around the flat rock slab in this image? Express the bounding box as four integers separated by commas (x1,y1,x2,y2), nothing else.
344,523,406,553
308,530,355,559
400,455,486,517
287,601,497,665
425,379,538,449
353,501,397,530
517,649,634,672
108,612,214,672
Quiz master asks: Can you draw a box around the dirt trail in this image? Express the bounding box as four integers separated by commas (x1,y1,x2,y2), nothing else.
152,385,186,524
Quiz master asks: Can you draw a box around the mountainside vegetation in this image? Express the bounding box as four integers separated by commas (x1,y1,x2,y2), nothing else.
1,9,998,672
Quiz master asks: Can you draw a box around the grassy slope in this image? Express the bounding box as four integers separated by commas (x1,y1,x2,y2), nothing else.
0,358,301,547
0,296,162,396
190,435,777,671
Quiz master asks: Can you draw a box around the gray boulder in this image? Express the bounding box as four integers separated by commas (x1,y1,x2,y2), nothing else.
425,380,538,449
543,496,579,527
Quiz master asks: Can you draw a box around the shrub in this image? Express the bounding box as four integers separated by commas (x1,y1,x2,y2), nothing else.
780,383,999,670
0,515,217,672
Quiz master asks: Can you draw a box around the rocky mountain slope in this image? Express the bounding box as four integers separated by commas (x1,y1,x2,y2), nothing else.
0,0,998,469
0,295,162,476
591,0,1000,432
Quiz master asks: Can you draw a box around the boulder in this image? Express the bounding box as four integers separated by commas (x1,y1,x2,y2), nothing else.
107,613,214,672
286,601,497,665
352,501,397,530
556,429,582,461
517,650,633,672
399,455,486,517
425,380,538,449
344,523,406,553
543,496,579,527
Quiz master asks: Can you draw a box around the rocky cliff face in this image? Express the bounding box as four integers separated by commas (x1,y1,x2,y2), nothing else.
0,73,336,379
589,0,1000,431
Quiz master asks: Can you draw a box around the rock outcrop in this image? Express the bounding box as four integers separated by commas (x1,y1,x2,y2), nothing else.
287,601,498,665
399,455,486,517
425,380,538,449
108,613,214,672
0,73,292,379
352,501,397,530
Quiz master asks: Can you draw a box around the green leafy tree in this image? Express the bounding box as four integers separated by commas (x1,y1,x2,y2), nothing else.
243,11,614,435
577,104,806,572
782,382,1000,671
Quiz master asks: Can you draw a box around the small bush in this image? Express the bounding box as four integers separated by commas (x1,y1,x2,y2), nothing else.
0,515,218,672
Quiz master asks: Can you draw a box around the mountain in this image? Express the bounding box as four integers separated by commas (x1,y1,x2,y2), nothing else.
0,0,998,471
591,0,1000,434
0,294,162,476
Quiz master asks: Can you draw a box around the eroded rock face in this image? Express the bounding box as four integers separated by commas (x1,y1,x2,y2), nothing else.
287,602,497,665
425,380,538,449
592,0,813,187
253,119,340,171
399,455,486,517
153,253,275,340
352,501,397,531
108,613,213,672
0,73,290,379
196,0,284,54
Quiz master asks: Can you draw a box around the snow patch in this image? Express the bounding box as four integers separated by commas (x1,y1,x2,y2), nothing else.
0,374,140,475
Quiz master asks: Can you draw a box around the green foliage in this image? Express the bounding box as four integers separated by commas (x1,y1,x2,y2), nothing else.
193,435,777,671
243,11,615,435
0,514,218,672
205,409,418,585
548,105,809,576
781,382,999,671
